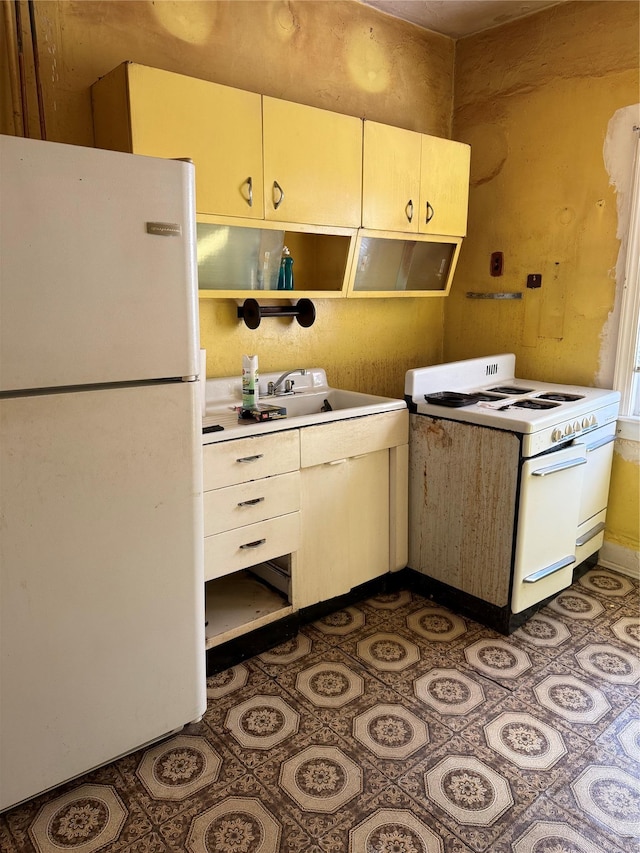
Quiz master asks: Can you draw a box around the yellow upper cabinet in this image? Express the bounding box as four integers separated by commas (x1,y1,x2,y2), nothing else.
420,135,471,237
362,121,470,238
91,63,264,219
262,97,362,228
362,122,422,233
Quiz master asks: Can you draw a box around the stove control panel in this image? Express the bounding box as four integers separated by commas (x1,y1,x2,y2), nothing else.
523,401,619,458
551,413,600,442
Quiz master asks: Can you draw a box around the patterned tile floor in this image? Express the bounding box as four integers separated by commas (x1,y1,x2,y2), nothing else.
1,566,639,853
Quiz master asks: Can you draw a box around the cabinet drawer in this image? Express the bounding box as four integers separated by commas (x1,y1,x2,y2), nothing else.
204,471,300,536
203,430,299,490
204,512,300,581
300,410,408,467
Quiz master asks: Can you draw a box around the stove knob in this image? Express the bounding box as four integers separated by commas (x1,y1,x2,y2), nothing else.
573,420,581,432
564,424,574,437
582,417,590,429
590,415,598,427
552,428,563,442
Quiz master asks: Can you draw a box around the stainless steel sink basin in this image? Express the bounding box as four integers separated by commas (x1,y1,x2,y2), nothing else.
202,368,406,441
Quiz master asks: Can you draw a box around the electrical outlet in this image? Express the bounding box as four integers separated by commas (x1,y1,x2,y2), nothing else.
527,274,542,288
490,252,503,276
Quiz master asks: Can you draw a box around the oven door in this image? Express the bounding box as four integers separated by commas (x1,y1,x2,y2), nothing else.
511,443,587,613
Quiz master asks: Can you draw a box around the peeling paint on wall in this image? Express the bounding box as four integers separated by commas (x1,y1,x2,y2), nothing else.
598,102,640,387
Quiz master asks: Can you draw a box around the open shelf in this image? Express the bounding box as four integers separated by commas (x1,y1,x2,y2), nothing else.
196,216,356,298
204,567,293,650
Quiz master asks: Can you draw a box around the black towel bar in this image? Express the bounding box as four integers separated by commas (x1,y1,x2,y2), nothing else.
237,298,316,330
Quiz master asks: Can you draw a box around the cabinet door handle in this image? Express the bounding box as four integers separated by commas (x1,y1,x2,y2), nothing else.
245,176,253,207
237,497,265,507
406,199,414,223
236,453,264,463
239,538,266,550
425,201,434,223
273,180,285,210
326,458,347,465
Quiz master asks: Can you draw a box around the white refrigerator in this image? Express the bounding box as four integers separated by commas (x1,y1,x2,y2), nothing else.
0,134,206,811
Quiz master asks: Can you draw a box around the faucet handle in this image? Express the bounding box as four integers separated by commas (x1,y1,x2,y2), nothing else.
284,379,294,393
267,381,276,395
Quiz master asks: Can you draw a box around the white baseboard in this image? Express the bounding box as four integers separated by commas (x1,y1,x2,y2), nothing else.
599,541,640,580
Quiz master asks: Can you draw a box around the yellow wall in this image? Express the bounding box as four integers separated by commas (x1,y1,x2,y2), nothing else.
607,445,640,552
1,0,454,398
447,0,638,383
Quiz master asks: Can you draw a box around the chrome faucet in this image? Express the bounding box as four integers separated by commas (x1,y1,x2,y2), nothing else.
267,368,306,396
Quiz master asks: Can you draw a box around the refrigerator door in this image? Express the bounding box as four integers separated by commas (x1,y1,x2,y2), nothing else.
0,135,199,393
0,382,205,811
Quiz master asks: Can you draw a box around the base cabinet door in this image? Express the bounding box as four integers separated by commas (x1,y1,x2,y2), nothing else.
347,450,389,588
294,450,390,609
294,460,351,608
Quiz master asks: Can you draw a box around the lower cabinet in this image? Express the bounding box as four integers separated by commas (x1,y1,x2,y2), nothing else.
293,410,408,610
293,449,389,608
202,409,408,649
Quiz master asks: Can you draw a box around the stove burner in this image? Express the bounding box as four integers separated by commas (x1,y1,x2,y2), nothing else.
487,385,534,395
474,392,507,401
512,399,560,410
424,391,479,407
537,392,585,402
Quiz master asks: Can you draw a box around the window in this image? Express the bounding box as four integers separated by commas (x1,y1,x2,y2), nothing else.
613,132,640,436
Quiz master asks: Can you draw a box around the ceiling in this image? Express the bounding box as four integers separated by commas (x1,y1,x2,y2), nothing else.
357,0,566,38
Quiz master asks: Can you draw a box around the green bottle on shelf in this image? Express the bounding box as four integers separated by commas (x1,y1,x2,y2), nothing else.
277,246,294,290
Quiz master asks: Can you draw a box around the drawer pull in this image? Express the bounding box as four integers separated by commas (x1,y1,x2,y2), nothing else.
236,454,264,463
326,458,347,466
237,497,265,507
576,521,606,547
239,538,266,550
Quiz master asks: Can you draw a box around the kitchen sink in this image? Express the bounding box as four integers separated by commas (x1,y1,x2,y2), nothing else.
202,368,406,441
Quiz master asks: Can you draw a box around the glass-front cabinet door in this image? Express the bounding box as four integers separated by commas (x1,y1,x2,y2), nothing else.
346,231,462,297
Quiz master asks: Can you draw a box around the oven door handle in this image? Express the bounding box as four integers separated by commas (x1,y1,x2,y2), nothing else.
523,555,576,583
531,457,587,477
576,521,606,547
586,434,616,453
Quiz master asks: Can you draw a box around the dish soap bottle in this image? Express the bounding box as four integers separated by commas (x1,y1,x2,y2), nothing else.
277,246,294,290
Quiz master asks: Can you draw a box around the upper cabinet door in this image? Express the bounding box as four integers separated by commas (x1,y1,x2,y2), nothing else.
262,97,362,227
419,135,471,237
93,63,264,219
362,122,421,233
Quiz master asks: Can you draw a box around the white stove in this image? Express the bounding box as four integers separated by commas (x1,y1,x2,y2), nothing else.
405,353,620,457
404,354,621,633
